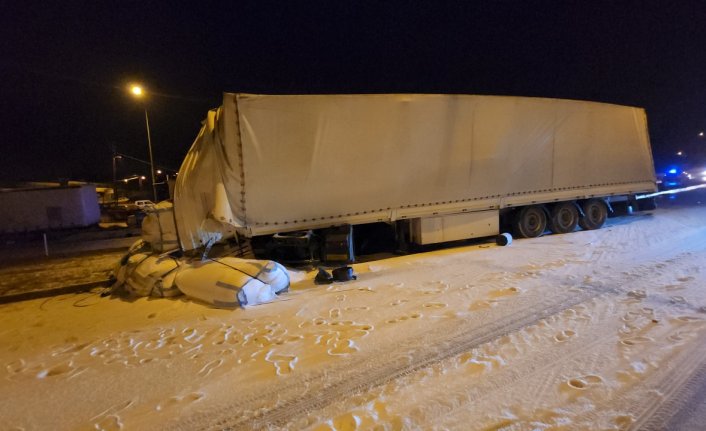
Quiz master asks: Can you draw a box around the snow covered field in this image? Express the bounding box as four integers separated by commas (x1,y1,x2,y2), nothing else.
1,196,705,430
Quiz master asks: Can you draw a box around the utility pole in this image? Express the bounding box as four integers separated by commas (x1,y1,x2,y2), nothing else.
111,146,122,204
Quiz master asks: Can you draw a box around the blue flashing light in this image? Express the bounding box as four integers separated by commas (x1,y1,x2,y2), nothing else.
668,168,678,174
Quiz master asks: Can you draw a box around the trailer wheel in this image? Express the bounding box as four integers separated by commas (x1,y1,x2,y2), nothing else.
578,199,608,230
513,205,547,238
549,202,579,234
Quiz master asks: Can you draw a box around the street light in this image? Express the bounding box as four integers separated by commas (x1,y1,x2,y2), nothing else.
128,84,158,202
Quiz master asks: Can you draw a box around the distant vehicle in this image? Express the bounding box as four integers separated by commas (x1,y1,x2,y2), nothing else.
106,203,137,221
657,169,685,190
134,200,155,209
657,165,706,190
683,166,706,185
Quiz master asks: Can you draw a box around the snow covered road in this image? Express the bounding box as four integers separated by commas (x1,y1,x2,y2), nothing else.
1,197,705,430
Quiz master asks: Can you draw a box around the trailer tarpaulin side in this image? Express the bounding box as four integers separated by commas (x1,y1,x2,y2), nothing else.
174,94,655,251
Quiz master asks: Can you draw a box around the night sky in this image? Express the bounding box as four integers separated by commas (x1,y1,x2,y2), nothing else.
2,1,705,183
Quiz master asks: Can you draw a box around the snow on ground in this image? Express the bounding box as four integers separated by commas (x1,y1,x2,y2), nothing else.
1,199,706,430
0,251,123,296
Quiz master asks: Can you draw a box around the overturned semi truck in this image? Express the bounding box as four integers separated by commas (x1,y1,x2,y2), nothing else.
173,93,657,264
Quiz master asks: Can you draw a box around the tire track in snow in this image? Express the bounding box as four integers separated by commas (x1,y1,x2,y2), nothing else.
169,219,706,431
419,310,611,430
634,339,706,430
433,251,706,430
181,283,626,430
567,317,706,431
336,247,706,430
642,347,706,431
270,264,701,430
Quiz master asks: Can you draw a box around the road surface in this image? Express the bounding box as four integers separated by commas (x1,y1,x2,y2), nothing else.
0,191,705,430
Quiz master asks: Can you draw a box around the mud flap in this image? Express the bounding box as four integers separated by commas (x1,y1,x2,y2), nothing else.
323,225,355,264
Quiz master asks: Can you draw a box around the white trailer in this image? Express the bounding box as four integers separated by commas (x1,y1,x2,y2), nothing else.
0,184,101,233
173,94,657,262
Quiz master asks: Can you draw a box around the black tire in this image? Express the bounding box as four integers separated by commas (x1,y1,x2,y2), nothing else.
513,205,547,238
578,199,608,230
549,202,579,234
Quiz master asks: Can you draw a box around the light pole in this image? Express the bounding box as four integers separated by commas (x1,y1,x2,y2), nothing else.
129,84,158,202
112,153,122,204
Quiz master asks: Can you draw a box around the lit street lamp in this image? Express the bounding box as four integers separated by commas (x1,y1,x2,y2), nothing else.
129,84,158,202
